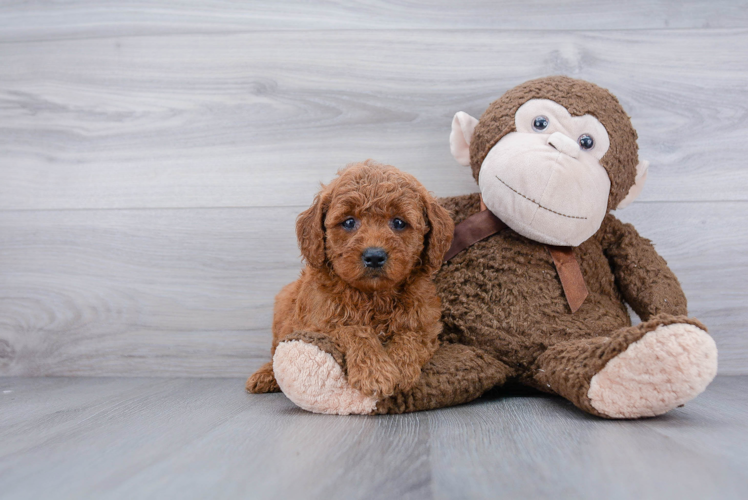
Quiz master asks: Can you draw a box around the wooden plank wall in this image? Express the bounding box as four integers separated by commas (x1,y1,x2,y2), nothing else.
1,1,746,377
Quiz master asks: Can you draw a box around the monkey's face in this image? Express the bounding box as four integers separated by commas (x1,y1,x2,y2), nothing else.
478,99,612,246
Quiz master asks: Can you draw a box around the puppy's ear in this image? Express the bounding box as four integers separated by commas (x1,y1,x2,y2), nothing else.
296,185,332,268
421,192,455,275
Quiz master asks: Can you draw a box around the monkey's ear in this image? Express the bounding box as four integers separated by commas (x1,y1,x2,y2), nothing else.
296,187,331,268
450,111,479,167
616,160,649,210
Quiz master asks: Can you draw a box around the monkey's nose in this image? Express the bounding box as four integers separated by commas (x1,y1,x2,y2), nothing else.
362,247,388,269
547,132,579,159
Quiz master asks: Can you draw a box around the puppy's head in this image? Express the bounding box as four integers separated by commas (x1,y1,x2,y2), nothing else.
296,160,453,292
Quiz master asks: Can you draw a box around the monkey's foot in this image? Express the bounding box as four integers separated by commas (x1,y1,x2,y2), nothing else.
273,340,377,415
588,323,717,418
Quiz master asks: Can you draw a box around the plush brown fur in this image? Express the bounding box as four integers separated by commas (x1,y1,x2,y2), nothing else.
372,192,699,415
246,160,454,398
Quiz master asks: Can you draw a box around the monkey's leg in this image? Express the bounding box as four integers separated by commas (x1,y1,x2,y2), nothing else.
373,343,514,414
245,361,280,393
533,315,717,419
272,331,512,415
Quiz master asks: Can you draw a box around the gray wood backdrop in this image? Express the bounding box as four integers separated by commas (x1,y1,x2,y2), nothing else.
1,1,746,377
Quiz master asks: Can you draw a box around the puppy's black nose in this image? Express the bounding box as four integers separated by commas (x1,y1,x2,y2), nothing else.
362,247,388,269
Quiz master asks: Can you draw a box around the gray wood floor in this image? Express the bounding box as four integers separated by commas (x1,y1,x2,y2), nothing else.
1,0,747,378
0,375,746,500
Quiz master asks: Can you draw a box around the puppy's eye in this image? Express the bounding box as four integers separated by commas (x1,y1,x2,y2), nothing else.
390,218,407,231
341,217,357,231
578,134,594,150
532,115,549,132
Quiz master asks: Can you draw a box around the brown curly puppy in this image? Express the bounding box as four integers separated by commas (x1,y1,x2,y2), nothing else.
246,160,454,400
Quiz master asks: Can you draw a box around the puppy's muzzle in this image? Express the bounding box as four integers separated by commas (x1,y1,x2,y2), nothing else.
362,247,388,269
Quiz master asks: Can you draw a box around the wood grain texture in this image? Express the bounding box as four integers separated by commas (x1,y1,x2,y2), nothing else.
1,29,748,210
0,2,746,378
0,207,302,377
1,0,747,42
428,380,748,499
0,376,746,500
1,202,745,377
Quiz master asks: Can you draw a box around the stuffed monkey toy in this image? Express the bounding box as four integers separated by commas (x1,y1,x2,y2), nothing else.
270,76,718,418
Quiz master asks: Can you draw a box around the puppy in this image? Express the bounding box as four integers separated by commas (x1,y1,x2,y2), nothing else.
246,160,454,398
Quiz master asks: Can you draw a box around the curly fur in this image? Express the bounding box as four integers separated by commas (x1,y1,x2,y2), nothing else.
246,160,454,399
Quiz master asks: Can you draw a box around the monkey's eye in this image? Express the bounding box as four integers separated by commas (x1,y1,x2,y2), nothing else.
390,218,407,231
578,134,595,150
532,116,549,132
341,217,357,231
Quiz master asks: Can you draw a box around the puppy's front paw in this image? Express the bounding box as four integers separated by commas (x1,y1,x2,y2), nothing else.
395,364,422,392
348,359,400,398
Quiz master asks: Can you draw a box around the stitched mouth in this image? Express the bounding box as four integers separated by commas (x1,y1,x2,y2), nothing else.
494,175,587,220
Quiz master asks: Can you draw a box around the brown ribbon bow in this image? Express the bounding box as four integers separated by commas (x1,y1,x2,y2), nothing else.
443,198,589,313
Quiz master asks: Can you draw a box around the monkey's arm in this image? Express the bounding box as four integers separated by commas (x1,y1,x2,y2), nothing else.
599,214,687,320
